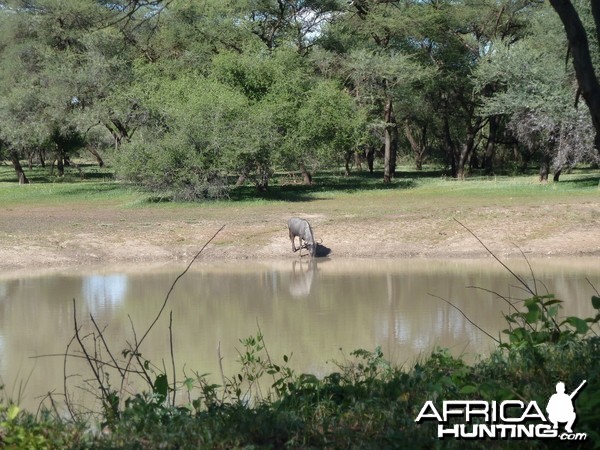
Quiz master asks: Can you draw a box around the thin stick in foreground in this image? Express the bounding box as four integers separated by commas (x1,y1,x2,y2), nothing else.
428,293,500,344
135,224,226,353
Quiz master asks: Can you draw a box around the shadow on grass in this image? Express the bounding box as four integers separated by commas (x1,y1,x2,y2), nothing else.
141,170,419,204
56,183,124,196
230,170,418,202
0,163,114,184
559,174,600,188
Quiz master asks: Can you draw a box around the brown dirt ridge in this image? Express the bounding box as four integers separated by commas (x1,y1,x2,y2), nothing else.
1,192,598,275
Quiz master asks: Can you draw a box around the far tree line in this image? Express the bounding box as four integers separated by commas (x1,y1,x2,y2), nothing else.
0,0,599,199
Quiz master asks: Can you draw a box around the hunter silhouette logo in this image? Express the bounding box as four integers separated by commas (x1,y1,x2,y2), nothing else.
546,380,586,434
415,380,588,441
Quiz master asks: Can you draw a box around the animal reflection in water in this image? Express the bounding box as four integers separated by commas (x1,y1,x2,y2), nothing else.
287,217,331,258
289,259,317,298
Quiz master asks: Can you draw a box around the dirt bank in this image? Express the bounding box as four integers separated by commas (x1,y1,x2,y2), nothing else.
1,187,598,276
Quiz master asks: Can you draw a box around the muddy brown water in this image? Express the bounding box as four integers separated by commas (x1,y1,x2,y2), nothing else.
0,258,598,412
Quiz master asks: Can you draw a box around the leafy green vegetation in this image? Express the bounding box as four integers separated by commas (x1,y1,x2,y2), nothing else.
1,1,599,198
0,0,598,446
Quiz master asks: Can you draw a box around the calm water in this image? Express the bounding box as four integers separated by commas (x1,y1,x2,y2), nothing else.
0,258,598,411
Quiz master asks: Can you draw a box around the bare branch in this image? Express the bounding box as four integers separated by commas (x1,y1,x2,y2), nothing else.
428,293,500,344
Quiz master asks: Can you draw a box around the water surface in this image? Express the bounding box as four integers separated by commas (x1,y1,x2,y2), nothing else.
0,258,598,411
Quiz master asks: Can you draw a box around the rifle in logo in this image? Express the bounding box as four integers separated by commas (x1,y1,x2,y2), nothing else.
546,380,586,433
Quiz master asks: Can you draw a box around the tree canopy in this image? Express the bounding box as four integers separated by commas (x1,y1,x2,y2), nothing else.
0,0,598,194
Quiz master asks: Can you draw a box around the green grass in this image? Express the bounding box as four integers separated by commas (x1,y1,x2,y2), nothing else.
2,160,597,209
0,162,139,206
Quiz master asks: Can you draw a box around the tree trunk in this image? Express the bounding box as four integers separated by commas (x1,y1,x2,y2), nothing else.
235,173,246,187
366,146,375,173
383,97,398,183
88,147,105,167
344,152,352,176
104,119,130,151
9,150,29,184
553,169,562,182
404,121,427,171
483,116,499,175
354,150,362,172
299,163,312,185
443,114,457,177
456,117,482,180
255,163,270,192
539,153,551,182
550,0,600,155
457,130,475,180
56,148,65,177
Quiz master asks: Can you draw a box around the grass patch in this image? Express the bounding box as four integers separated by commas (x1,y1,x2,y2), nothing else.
1,160,598,209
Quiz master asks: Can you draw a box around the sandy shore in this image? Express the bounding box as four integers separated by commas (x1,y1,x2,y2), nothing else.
1,190,598,276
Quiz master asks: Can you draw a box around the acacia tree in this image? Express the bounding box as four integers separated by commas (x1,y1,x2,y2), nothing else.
549,0,600,153
244,0,343,54
475,4,599,181
324,0,531,180
0,0,141,179
322,2,434,182
116,64,264,199
426,0,532,179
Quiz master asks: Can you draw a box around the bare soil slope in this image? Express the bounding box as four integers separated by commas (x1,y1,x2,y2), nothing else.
1,184,598,275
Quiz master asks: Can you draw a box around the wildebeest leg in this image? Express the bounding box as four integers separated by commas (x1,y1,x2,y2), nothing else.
289,229,298,252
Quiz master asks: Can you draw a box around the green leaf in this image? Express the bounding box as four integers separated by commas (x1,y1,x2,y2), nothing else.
525,304,540,323
7,405,19,421
184,378,194,391
459,385,478,394
592,296,600,310
542,299,563,307
565,316,589,334
153,374,169,402
547,305,559,319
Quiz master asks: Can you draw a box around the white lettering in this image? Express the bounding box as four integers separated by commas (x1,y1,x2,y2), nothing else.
415,401,442,422
438,424,459,438
521,401,546,422
460,424,478,438
478,424,495,438
495,424,513,438
464,400,489,422
415,399,587,441
444,401,467,421
499,400,523,423
536,424,558,438
516,424,534,438
560,432,587,441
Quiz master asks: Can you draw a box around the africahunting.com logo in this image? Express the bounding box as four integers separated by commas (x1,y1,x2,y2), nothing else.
415,380,587,442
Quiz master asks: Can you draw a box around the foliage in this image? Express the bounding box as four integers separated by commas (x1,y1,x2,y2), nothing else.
116,73,254,199
1,0,598,190
475,4,600,179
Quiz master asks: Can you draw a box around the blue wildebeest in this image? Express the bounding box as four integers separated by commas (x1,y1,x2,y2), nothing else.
287,217,316,257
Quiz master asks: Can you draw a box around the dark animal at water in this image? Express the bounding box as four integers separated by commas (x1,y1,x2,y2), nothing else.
287,217,316,257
